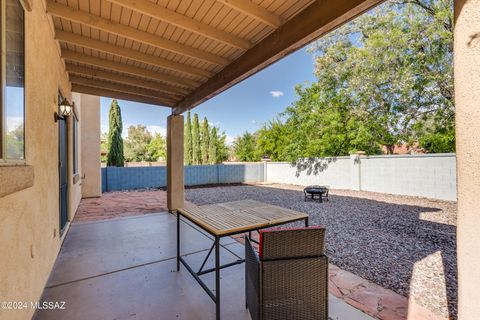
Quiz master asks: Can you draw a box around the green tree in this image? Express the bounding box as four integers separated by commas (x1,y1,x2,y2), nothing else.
215,130,230,163
146,133,167,161
5,124,24,159
208,127,218,164
256,119,290,161
100,132,108,163
192,113,201,164
280,83,381,160
184,111,193,165
106,99,124,167
124,125,153,162
233,132,259,162
309,0,454,154
201,117,210,164
257,0,454,160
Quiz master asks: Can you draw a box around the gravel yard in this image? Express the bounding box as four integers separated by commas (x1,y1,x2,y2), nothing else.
186,183,457,319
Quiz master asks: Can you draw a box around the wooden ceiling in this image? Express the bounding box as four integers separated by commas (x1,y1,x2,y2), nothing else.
46,0,383,113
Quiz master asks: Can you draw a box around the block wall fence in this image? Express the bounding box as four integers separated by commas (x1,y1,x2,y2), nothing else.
102,153,457,201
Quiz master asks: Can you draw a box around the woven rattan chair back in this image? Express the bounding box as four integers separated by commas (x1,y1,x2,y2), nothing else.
245,227,328,320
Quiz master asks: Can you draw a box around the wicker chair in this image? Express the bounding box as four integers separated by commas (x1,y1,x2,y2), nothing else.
245,227,328,320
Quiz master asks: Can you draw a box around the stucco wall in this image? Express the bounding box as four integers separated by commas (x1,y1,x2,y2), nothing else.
68,93,82,221
454,0,480,318
0,1,80,319
80,94,101,198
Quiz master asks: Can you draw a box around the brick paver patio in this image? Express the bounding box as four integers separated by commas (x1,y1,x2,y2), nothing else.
74,190,195,222
74,190,446,320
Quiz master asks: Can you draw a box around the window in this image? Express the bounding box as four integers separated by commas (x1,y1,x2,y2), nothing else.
72,113,78,175
1,0,25,163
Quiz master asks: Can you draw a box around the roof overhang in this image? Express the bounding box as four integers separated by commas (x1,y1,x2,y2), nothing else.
46,0,384,112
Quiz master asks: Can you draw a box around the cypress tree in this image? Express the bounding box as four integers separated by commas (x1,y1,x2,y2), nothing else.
106,99,124,167
184,111,193,165
201,117,210,164
192,113,201,164
209,127,218,164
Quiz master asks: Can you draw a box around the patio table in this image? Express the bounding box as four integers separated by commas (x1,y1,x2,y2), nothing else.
176,199,309,320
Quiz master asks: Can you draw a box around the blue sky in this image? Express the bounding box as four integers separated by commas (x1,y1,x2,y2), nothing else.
100,47,317,143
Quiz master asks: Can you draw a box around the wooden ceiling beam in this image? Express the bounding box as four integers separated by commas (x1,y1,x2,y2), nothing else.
61,50,199,89
56,30,211,79
174,0,384,114
216,0,283,28
66,64,188,97
46,1,228,66
72,84,172,107
107,0,251,50
69,75,177,105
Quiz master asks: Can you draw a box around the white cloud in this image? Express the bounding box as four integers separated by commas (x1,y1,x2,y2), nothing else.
269,90,284,98
250,120,257,124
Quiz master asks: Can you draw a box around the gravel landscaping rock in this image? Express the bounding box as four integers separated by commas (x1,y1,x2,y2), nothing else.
186,183,457,319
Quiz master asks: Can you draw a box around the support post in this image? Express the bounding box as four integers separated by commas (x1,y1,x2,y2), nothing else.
454,0,480,318
167,114,184,212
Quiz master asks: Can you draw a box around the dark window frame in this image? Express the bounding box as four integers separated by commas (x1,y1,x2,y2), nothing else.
0,0,26,164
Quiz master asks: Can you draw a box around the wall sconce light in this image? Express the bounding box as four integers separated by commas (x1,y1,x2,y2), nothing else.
55,97,73,122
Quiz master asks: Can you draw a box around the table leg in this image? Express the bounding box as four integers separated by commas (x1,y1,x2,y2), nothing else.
305,217,309,227
177,211,180,271
319,193,323,203
215,236,221,320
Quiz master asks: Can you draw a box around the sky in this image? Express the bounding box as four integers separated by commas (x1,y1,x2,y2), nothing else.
100,46,317,144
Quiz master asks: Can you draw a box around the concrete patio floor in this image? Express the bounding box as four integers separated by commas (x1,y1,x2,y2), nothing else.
34,212,372,320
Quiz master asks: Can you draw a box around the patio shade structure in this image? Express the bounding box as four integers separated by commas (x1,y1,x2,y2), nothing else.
47,0,385,111
46,0,385,211
40,1,480,318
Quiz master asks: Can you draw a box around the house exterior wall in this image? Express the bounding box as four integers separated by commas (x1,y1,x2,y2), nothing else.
68,93,82,221
0,1,81,320
80,94,101,198
454,0,480,318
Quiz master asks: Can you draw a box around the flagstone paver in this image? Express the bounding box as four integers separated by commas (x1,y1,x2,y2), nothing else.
74,190,195,222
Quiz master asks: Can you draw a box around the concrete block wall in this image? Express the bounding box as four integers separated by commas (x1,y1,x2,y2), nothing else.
219,163,265,183
101,155,456,201
103,166,167,192
102,163,265,192
265,154,457,201
360,154,457,201
266,157,352,189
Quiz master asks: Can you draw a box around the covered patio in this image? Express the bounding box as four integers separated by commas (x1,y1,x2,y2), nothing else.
33,212,372,320
1,0,479,319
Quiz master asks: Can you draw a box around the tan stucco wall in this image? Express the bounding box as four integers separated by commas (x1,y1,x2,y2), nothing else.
0,1,80,319
80,93,102,198
454,0,480,319
68,93,83,220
